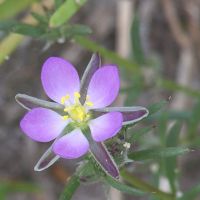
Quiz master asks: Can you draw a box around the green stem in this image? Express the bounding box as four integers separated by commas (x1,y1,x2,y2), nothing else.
120,169,175,200
75,36,200,99
74,36,140,73
59,175,80,200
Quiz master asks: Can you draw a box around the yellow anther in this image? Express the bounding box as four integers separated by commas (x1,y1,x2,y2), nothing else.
61,97,66,105
74,92,81,104
65,94,70,100
74,92,80,98
62,115,69,120
85,101,93,107
61,94,70,104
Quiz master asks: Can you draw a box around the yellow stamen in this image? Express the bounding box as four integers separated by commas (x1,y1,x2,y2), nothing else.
61,97,66,105
74,92,81,104
85,101,93,107
74,92,81,98
62,115,69,120
60,94,70,104
65,94,70,100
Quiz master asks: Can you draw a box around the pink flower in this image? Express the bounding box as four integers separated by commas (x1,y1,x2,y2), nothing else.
17,54,148,178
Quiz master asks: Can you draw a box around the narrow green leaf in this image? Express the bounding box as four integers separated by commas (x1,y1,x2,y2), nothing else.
188,101,200,139
75,36,200,100
31,12,48,25
0,21,45,37
147,100,168,116
104,175,145,196
50,0,87,27
131,13,145,64
128,147,189,161
149,110,192,121
178,184,200,200
74,36,140,73
165,122,181,194
59,175,80,200
41,24,91,41
157,113,168,146
60,24,92,38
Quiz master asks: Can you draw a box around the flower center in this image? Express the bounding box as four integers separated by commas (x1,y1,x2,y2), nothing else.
60,92,93,123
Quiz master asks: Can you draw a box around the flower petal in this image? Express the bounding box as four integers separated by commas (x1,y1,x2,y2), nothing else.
89,112,123,142
20,108,68,142
87,65,120,109
93,106,149,125
53,129,89,159
41,57,80,103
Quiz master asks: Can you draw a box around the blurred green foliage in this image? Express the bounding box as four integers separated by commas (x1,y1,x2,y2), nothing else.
49,0,87,27
0,181,39,199
0,0,37,20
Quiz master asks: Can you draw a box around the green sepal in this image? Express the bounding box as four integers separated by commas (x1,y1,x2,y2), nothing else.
80,53,101,104
82,127,120,179
15,93,64,112
93,106,149,126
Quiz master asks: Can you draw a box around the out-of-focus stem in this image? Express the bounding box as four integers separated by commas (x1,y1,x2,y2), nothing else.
120,169,175,200
74,36,140,73
0,34,23,65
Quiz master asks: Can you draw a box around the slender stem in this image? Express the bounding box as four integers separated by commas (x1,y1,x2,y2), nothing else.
59,175,80,200
120,169,175,200
74,36,140,73
75,36,200,99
